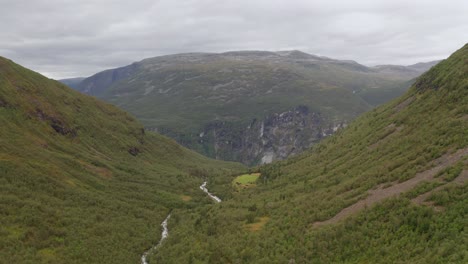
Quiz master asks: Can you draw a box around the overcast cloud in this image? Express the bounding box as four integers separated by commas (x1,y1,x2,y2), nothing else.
1,0,467,79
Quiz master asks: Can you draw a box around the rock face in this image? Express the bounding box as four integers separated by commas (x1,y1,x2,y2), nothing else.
151,106,345,165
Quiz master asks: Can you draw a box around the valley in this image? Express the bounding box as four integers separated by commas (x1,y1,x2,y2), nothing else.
0,18,466,264
141,44,468,263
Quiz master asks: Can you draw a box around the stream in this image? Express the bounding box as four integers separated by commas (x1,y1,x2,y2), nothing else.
140,214,171,264
140,182,220,263
199,181,222,203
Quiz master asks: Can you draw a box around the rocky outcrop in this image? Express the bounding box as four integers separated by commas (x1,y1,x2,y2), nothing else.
35,109,77,137
128,146,141,156
151,106,346,165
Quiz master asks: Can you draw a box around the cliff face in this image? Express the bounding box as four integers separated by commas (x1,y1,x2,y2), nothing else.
152,105,345,165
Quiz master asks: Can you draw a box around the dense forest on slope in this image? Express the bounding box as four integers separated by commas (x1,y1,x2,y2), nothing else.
149,45,467,263
65,51,435,165
0,57,245,264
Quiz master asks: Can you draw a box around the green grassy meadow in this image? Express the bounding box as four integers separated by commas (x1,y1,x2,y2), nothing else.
232,173,261,190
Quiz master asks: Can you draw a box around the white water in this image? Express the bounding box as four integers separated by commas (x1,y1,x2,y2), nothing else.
199,181,222,203
141,214,171,264
140,182,219,263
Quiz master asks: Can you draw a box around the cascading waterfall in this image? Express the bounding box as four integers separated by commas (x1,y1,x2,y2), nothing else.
199,181,222,203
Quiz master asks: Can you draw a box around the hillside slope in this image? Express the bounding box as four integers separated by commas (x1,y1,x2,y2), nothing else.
71,51,428,165
151,45,467,263
0,57,244,264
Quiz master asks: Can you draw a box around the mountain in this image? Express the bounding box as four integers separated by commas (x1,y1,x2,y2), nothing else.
372,60,441,80
58,77,86,89
357,77,417,106
149,45,467,263
407,60,442,72
69,50,432,165
0,57,245,263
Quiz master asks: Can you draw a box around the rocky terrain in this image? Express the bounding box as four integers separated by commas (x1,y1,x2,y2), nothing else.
166,105,347,164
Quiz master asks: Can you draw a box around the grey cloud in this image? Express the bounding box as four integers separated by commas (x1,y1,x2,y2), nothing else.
1,0,467,78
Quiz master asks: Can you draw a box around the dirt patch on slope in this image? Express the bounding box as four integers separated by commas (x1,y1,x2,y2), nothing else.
368,123,404,150
411,169,468,211
79,160,113,179
394,97,414,113
181,195,192,202
245,216,270,232
313,148,468,227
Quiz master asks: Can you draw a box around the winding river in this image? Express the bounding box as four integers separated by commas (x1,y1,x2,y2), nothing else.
141,214,171,264
199,181,222,203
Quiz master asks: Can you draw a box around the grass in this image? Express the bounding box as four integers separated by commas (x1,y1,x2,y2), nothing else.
232,173,261,190
245,216,270,232
180,195,192,202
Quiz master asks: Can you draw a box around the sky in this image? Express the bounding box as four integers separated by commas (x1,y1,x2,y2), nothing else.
1,0,467,79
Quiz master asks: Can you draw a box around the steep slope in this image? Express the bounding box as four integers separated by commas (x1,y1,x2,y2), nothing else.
0,57,245,264
72,51,424,165
150,45,467,263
